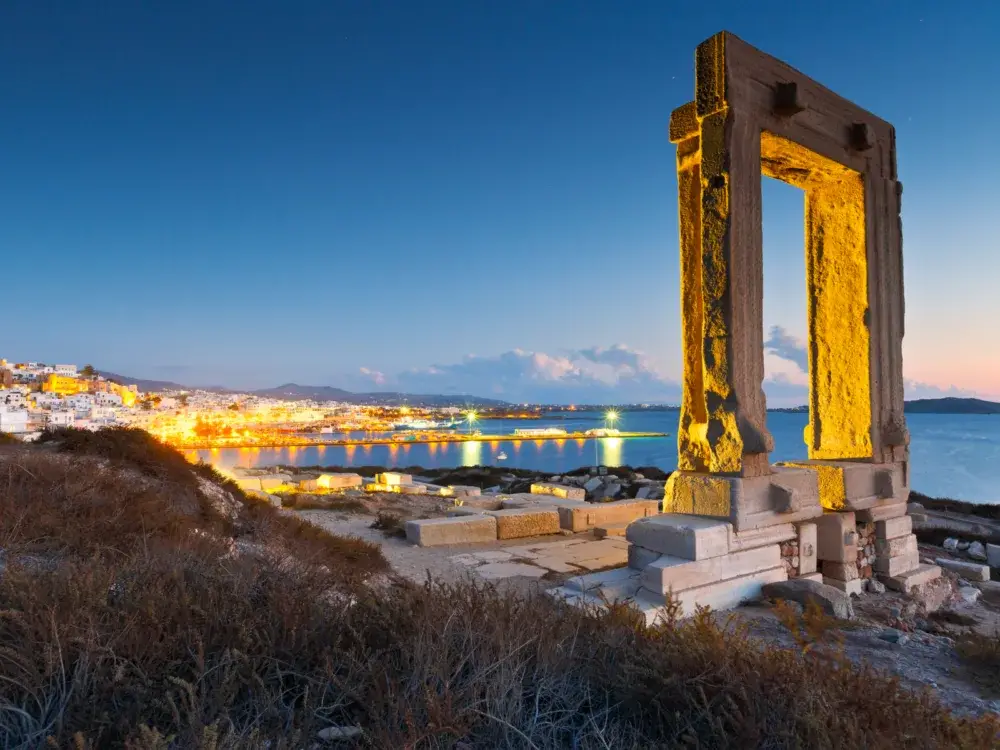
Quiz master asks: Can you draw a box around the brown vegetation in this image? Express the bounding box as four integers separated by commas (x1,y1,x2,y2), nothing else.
0,429,996,747
957,630,1000,697
370,510,407,538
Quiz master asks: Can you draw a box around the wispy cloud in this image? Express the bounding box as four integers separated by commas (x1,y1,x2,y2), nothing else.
764,326,808,373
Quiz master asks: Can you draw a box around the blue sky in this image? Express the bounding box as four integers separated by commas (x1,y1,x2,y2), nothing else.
1,1,998,403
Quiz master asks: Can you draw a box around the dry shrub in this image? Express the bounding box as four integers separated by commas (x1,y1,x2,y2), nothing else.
370,510,407,538
0,430,996,748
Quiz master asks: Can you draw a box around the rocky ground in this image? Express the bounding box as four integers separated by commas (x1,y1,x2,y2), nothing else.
294,489,1000,719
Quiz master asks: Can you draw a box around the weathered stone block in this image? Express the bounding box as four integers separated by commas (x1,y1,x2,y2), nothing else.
874,550,919,576
595,522,628,538
875,515,912,540
259,476,291,491
406,516,497,547
641,544,781,595
823,577,863,596
317,473,364,489
625,514,730,560
558,499,660,532
816,511,858,563
376,472,412,486
785,461,908,511
659,566,788,618
489,509,560,540
797,522,818,574
448,485,482,497
934,557,990,581
762,578,855,620
727,522,796,552
879,563,941,593
821,560,859,582
628,544,662,570
856,503,908,522
988,543,1000,568
874,533,917,559
530,482,585,501
663,472,731,516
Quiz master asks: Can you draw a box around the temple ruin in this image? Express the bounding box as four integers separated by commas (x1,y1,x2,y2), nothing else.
553,31,940,617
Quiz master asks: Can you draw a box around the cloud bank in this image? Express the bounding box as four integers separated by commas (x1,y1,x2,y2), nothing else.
354,345,683,404
764,325,980,401
339,327,981,406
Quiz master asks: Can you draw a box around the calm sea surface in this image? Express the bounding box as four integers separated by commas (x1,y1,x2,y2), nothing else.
189,411,1000,504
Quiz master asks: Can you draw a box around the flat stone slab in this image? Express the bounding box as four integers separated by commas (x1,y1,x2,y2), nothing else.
935,557,990,582
761,578,855,620
626,514,731,560
476,562,548,580
406,516,497,547
564,566,638,592
469,550,514,562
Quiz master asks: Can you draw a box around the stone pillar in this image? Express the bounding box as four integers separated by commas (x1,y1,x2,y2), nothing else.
668,30,915,526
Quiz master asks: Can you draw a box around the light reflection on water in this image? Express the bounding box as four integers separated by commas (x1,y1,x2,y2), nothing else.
187,411,1000,504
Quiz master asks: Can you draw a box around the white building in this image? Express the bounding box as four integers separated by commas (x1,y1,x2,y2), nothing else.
65,394,94,411
46,411,74,427
32,392,62,409
94,391,123,407
54,364,78,376
90,406,118,423
0,389,26,408
0,407,29,433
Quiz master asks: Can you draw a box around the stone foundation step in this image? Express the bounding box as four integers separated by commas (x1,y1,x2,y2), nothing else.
594,522,629,539
641,544,781,595
625,514,731,560
878,563,942,593
552,565,787,623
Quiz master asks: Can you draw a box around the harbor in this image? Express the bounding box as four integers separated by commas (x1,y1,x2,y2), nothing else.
176,428,669,451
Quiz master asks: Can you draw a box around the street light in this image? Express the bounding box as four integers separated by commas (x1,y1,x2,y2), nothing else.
466,410,477,435
605,410,619,430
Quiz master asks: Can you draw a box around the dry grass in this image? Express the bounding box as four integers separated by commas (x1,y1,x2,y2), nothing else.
289,494,369,513
957,631,1000,697
0,429,996,748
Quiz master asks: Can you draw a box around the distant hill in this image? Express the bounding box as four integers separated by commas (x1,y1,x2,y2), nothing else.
904,397,1000,414
101,374,508,407
99,372,232,393
252,383,509,407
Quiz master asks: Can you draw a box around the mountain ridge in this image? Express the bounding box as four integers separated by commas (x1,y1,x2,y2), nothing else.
99,373,509,407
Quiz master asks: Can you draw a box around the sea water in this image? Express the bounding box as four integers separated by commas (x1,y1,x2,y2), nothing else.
190,410,1000,504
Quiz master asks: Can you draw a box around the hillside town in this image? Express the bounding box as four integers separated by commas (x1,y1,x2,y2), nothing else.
0,358,496,446
0,359,143,435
